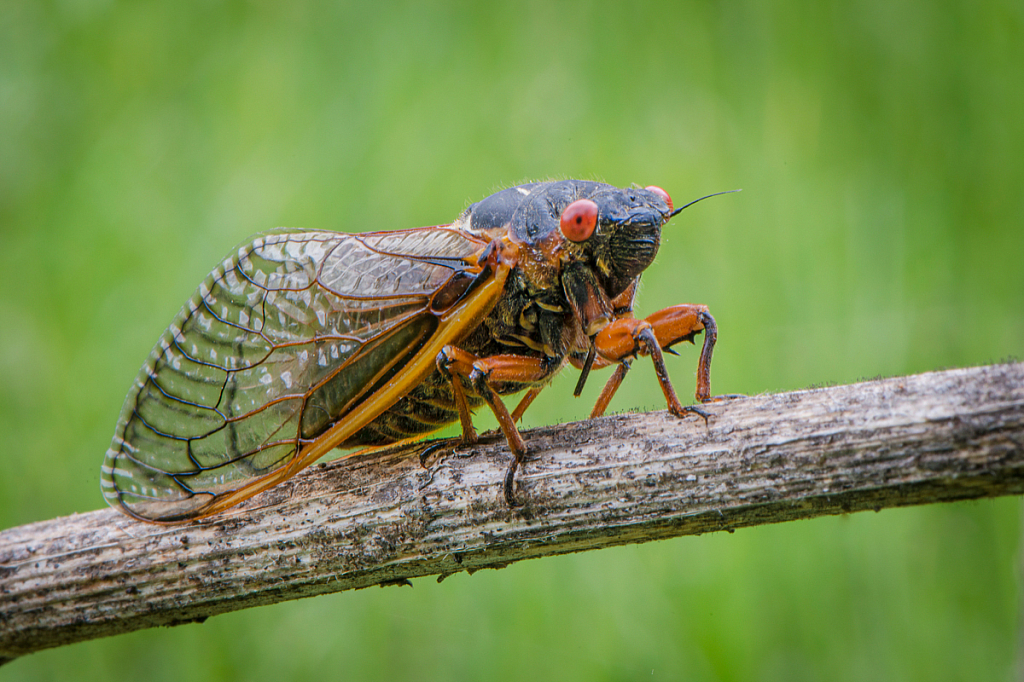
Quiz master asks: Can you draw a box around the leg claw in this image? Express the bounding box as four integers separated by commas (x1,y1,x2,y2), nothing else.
671,404,712,424
503,463,520,507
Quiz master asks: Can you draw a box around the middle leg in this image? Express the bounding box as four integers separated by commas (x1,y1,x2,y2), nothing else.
436,346,555,505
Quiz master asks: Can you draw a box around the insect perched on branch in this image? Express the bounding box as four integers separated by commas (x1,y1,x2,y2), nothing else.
102,180,729,523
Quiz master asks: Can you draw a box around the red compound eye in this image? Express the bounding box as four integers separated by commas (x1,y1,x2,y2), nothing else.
559,199,599,242
644,185,673,212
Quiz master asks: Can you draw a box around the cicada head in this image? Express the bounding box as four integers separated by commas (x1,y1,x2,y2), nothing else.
557,183,673,299
461,180,675,338
464,180,672,294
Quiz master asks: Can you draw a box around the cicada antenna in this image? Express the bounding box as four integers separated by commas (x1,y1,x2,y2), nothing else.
668,189,741,218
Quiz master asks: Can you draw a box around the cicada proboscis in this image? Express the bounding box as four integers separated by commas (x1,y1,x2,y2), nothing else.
102,180,728,523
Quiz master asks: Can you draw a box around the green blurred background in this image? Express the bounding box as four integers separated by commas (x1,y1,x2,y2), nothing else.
2,0,1022,679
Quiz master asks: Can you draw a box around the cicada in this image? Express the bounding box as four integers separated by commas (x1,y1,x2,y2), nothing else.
102,180,722,523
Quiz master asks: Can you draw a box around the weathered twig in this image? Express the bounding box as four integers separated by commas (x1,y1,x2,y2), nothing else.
1,362,1022,662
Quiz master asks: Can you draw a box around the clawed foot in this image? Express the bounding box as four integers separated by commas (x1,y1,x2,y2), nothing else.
670,393,745,424
418,439,458,468
503,459,521,507
670,403,712,424
418,437,526,508
418,429,511,468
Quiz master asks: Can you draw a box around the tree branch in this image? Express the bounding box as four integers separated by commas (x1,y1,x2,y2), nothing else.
2,362,1023,662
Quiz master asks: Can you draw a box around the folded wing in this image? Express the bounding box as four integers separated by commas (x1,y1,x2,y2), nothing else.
102,227,491,522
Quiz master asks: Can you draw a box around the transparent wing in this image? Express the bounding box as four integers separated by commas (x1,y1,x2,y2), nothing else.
102,227,489,522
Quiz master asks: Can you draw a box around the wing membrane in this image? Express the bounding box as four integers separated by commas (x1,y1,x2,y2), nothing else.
103,227,494,522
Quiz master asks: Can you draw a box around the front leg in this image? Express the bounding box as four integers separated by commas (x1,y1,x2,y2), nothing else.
588,304,717,419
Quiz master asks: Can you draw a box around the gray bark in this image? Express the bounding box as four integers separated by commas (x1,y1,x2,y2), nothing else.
2,362,1022,662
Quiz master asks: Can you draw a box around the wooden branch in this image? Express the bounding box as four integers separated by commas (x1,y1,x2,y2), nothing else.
2,362,1023,662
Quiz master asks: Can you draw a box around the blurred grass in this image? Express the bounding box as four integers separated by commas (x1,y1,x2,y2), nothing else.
1,0,1022,680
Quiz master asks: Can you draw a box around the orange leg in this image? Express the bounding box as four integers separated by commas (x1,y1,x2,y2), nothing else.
590,304,717,419
589,361,629,418
436,347,553,505
435,346,483,445
511,386,545,423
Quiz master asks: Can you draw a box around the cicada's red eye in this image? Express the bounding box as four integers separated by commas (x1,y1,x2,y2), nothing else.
560,199,599,242
645,185,673,212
